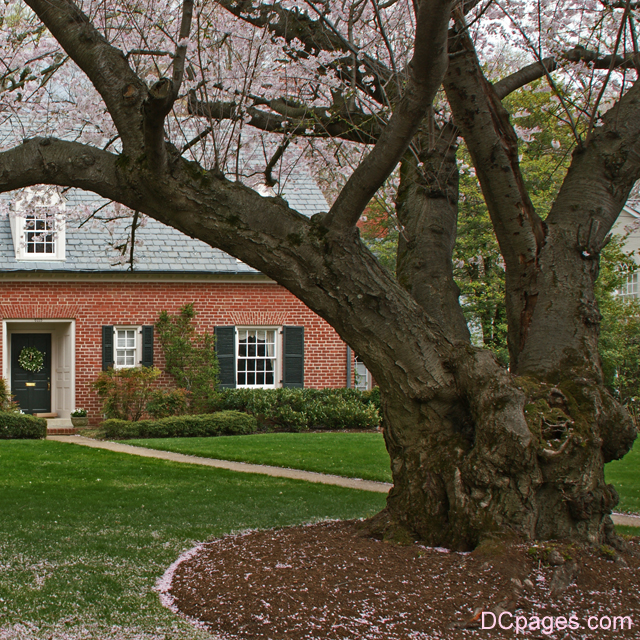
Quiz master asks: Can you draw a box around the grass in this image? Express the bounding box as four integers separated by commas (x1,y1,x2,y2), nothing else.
0,440,386,639
119,432,393,483
605,436,640,514
119,431,640,516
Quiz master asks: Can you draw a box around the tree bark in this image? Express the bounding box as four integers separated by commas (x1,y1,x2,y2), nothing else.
395,121,470,342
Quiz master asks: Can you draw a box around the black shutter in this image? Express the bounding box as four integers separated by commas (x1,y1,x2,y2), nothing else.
215,326,236,388
102,325,114,371
141,325,154,367
282,326,304,388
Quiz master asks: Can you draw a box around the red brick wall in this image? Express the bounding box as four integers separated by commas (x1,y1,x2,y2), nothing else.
0,279,349,420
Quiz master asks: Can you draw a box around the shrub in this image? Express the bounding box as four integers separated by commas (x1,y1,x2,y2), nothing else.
0,412,47,439
103,410,258,440
214,388,381,431
146,388,190,419
93,367,161,421
0,378,19,413
156,304,219,413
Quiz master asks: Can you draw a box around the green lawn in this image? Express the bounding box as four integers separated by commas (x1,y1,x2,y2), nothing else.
122,431,640,515
120,432,393,482
605,436,640,514
0,440,385,639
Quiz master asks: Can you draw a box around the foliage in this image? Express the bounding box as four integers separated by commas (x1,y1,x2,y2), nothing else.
102,411,257,439
123,432,392,482
0,411,47,439
0,378,19,413
156,304,219,413
146,388,190,419
17,346,45,373
595,237,640,405
92,366,161,421
215,388,380,432
71,408,87,417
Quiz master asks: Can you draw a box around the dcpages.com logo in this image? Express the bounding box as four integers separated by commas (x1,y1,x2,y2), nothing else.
481,611,634,635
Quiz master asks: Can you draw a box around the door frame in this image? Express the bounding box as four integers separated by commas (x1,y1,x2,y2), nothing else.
2,319,76,418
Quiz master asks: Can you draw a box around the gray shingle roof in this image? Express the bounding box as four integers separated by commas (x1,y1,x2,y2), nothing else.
0,175,328,274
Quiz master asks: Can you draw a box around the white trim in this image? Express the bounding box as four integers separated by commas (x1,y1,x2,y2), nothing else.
9,186,66,261
113,326,143,369
235,326,282,389
0,272,273,283
2,318,76,418
14,213,66,261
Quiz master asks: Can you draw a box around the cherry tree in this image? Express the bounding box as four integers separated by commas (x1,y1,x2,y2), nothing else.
1,0,638,549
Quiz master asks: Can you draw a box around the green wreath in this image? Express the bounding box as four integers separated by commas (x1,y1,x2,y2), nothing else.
18,346,45,373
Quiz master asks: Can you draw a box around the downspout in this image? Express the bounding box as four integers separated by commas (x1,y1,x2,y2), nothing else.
346,345,352,389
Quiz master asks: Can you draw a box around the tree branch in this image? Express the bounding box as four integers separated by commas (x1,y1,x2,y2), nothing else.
493,47,640,101
264,136,291,187
24,0,147,153
0,138,122,196
188,91,383,144
214,0,392,104
323,0,455,230
1,134,455,397
444,21,544,366
493,57,557,99
547,78,640,240
144,78,174,171
172,0,195,95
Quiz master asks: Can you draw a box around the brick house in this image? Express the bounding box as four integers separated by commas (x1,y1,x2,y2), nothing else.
0,178,360,421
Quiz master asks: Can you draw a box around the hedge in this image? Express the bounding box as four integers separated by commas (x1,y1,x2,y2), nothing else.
0,412,47,439
213,388,381,432
103,410,258,440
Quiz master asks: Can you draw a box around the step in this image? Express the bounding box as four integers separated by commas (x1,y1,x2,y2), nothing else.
47,427,77,435
46,417,76,436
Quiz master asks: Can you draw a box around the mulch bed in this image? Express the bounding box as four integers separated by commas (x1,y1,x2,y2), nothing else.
159,520,640,639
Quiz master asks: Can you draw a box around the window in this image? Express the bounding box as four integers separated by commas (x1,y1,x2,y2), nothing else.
24,213,57,255
354,354,373,391
10,186,66,261
115,329,137,368
618,273,639,299
101,325,154,371
237,328,277,387
215,325,304,389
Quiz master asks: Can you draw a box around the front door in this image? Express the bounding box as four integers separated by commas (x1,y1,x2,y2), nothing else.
11,334,52,414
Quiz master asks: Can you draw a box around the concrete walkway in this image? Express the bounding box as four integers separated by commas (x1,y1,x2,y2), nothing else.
46,435,392,493
46,435,640,527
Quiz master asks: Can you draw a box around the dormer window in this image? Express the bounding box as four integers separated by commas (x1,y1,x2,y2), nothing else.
9,186,66,261
24,213,57,255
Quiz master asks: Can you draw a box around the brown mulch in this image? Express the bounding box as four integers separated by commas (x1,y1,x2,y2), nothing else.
161,520,640,639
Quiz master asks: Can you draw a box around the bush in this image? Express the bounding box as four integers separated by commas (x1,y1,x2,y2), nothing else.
103,410,258,440
0,378,19,413
93,367,161,421
156,304,219,413
0,412,47,439
213,388,381,431
146,388,190,419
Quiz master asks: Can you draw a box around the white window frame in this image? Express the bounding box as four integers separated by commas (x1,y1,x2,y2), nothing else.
618,272,639,299
354,354,373,391
236,326,281,389
10,186,66,261
114,326,142,369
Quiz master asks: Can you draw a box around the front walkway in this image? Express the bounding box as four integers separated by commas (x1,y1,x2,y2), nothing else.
45,435,640,527
46,435,392,493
